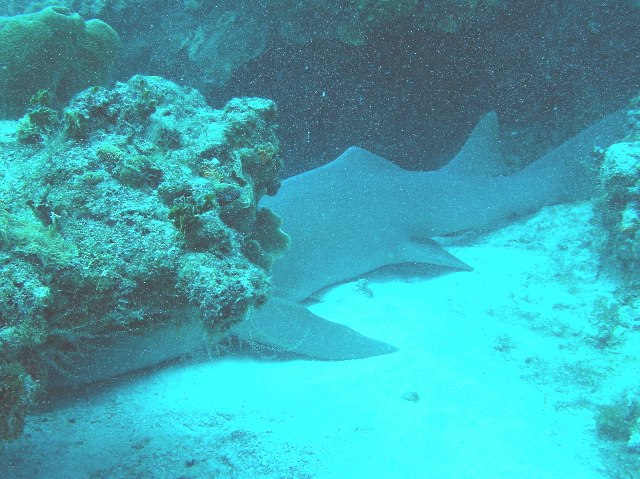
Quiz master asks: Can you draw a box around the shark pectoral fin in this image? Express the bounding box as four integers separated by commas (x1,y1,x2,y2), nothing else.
394,238,474,271
231,297,398,360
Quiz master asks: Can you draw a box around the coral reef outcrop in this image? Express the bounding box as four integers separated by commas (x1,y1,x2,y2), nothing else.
596,105,640,283
0,6,120,118
16,0,503,91
0,75,287,441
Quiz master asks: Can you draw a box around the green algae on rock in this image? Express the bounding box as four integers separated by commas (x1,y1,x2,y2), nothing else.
0,6,120,118
0,75,288,441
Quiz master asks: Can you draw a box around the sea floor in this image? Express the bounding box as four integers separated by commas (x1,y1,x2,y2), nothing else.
2,201,640,479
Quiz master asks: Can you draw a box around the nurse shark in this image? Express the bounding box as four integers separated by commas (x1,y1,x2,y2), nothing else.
231,110,628,359
51,111,628,384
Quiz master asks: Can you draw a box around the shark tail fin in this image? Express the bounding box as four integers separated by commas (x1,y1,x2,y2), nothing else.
441,111,506,177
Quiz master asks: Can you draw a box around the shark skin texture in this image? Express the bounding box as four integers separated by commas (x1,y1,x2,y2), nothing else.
231,111,629,360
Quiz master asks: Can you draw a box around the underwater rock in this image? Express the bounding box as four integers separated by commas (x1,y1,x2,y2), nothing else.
270,0,504,45
0,6,120,118
595,390,640,445
106,0,506,91
401,391,420,402
0,361,38,441
596,110,640,281
0,75,287,441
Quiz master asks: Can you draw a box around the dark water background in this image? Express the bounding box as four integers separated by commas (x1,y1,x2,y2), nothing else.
1,1,638,175
98,0,640,176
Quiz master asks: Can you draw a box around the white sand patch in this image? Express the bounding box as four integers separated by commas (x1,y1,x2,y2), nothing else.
2,201,637,478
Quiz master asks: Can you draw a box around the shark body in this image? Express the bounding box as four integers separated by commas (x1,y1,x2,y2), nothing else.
232,111,628,359
51,111,628,384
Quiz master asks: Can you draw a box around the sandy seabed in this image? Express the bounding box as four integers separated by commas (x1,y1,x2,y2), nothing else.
2,201,640,479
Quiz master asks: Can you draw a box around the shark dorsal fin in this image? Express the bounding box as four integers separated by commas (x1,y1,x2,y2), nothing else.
441,111,505,177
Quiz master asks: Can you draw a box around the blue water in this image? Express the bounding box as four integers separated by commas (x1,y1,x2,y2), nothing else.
2,1,640,478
